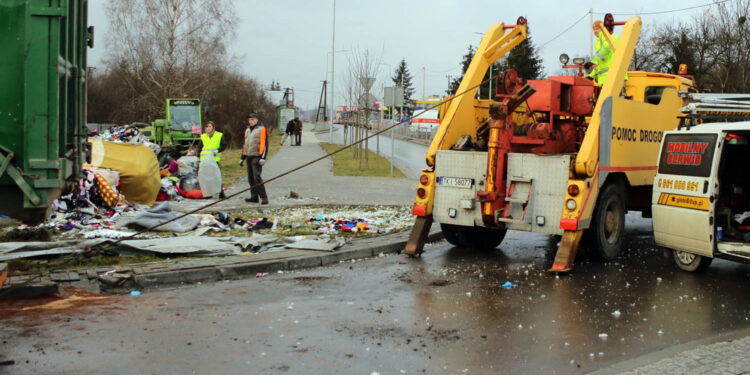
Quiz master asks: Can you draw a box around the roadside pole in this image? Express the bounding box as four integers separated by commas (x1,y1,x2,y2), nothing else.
329,0,336,144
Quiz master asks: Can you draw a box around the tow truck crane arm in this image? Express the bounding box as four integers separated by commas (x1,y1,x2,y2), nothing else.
425,18,528,167
405,18,528,256
551,17,642,272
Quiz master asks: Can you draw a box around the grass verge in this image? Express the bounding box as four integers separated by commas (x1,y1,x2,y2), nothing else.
318,142,406,177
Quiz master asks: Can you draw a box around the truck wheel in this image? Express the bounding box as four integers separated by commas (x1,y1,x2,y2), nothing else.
673,250,712,272
584,183,625,260
440,224,506,249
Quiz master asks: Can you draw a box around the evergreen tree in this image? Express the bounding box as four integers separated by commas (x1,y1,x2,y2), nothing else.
478,61,503,99
501,32,544,80
392,59,415,110
446,45,476,95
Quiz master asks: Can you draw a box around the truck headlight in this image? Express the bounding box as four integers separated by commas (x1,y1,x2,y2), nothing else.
566,199,577,211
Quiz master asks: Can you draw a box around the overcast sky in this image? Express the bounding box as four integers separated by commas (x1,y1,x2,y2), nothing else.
88,0,725,111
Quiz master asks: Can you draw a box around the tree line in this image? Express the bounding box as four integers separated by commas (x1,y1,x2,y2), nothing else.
633,0,750,93
441,1,749,95
87,0,277,148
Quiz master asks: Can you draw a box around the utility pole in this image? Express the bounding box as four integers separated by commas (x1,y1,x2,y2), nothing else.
589,8,594,60
489,64,493,99
329,0,336,144
422,66,426,105
315,80,327,123
393,75,404,177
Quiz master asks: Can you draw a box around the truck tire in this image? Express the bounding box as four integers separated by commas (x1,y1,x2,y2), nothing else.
672,250,712,273
583,183,626,260
440,224,506,249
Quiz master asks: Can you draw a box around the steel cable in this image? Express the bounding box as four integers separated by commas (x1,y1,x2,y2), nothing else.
106,76,497,246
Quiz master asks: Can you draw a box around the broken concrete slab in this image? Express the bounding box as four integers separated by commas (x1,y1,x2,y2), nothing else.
0,239,108,261
284,238,346,252
116,236,243,256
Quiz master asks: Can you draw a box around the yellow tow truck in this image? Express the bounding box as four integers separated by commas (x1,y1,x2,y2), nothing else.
405,15,699,272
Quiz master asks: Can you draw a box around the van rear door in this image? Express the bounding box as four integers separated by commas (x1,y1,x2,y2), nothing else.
652,132,721,256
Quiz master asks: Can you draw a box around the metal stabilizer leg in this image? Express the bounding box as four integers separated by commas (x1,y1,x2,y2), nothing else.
548,230,584,273
404,216,433,257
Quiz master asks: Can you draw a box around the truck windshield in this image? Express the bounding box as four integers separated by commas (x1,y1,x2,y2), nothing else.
169,105,200,131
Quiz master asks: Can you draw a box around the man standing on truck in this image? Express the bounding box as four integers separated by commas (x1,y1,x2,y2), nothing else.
588,21,618,85
242,113,269,204
198,121,227,199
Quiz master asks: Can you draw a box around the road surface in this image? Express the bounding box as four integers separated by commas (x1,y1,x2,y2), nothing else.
325,124,428,179
4,215,750,374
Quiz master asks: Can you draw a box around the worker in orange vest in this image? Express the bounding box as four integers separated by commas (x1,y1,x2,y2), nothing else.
241,113,269,204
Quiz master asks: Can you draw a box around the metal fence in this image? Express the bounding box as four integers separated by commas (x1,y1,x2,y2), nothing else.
314,119,438,145
373,120,438,142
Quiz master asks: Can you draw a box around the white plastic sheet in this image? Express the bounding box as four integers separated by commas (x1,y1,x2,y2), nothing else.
198,155,222,198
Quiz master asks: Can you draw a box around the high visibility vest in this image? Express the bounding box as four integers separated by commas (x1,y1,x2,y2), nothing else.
200,131,223,162
590,32,619,85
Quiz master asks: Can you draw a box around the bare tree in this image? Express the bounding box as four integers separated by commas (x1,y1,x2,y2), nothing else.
90,0,277,143
105,0,237,117
342,47,382,169
343,48,382,111
705,0,750,92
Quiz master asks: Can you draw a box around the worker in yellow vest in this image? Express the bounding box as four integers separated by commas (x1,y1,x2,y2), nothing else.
198,121,227,198
199,121,226,162
587,15,627,85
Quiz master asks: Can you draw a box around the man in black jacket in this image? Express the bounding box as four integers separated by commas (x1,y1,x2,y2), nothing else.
280,119,294,146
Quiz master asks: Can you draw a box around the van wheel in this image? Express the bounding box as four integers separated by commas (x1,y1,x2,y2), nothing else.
673,250,713,272
584,183,625,260
440,224,506,249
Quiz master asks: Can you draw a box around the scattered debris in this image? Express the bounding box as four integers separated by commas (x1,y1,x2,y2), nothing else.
501,281,517,289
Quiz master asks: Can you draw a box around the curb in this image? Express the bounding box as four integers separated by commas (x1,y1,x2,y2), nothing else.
589,326,750,374
121,230,443,292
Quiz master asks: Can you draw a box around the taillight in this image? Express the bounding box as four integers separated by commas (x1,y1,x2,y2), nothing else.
417,188,426,198
567,184,580,197
419,174,429,185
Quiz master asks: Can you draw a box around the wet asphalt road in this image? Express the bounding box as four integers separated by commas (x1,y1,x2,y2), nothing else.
4,215,750,374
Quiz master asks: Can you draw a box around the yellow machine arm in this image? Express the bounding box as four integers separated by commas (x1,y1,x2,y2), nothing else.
574,17,641,177
424,20,527,167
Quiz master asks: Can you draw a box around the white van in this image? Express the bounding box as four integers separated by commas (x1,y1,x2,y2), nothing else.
652,122,750,272
409,109,440,134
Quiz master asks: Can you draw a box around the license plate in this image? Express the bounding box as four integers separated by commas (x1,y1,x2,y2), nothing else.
437,176,473,189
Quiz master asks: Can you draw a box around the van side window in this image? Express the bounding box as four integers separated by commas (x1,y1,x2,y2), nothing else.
658,133,717,177
645,86,674,105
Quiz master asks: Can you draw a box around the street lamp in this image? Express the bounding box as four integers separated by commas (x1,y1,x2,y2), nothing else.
329,0,337,144
327,49,348,143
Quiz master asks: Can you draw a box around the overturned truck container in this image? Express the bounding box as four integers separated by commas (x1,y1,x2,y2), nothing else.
0,0,93,222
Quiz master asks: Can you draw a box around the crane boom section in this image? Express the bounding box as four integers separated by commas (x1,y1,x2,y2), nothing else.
425,22,527,167
575,17,641,177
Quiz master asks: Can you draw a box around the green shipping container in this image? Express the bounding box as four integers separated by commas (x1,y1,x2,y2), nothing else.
0,0,92,222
